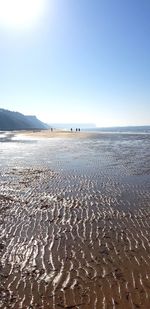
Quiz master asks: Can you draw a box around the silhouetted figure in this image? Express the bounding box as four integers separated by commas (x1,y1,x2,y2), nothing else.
76,128,77,132
71,128,73,132
51,128,53,132
78,128,80,132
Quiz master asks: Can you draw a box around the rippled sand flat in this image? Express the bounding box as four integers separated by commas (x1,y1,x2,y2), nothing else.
0,133,150,308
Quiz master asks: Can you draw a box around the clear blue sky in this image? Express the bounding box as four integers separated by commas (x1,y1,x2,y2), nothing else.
0,0,150,126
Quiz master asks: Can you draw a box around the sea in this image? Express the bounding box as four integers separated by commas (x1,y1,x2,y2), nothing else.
84,125,150,134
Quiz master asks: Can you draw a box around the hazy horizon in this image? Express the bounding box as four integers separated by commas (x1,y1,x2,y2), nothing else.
0,0,150,127
1,107,150,128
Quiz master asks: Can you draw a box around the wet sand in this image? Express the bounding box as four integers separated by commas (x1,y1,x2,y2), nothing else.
0,132,150,308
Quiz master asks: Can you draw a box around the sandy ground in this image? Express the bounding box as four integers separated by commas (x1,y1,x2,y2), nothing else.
18,129,99,139
0,133,150,308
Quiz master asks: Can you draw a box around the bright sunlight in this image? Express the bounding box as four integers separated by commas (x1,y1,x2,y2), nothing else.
0,0,47,30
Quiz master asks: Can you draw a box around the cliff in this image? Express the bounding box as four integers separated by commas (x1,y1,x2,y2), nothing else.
0,109,48,131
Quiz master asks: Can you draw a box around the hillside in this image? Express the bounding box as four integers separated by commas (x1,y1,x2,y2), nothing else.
0,109,48,131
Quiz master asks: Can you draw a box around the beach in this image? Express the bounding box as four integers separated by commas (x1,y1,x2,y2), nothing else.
18,129,101,139
0,131,150,308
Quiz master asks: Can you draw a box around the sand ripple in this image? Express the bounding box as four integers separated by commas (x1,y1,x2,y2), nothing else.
0,162,150,309
0,133,150,308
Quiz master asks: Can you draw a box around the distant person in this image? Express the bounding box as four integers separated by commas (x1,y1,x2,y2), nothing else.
51,127,53,132
76,128,77,132
78,128,80,132
71,128,73,132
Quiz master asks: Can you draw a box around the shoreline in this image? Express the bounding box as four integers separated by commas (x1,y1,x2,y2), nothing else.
1,129,149,142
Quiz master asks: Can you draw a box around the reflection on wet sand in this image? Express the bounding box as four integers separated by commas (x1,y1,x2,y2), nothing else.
0,133,150,308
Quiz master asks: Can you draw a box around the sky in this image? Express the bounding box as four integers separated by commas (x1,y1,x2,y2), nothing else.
0,0,150,127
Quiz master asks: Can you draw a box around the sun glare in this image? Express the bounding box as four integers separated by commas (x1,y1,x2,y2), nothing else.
0,0,47,29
